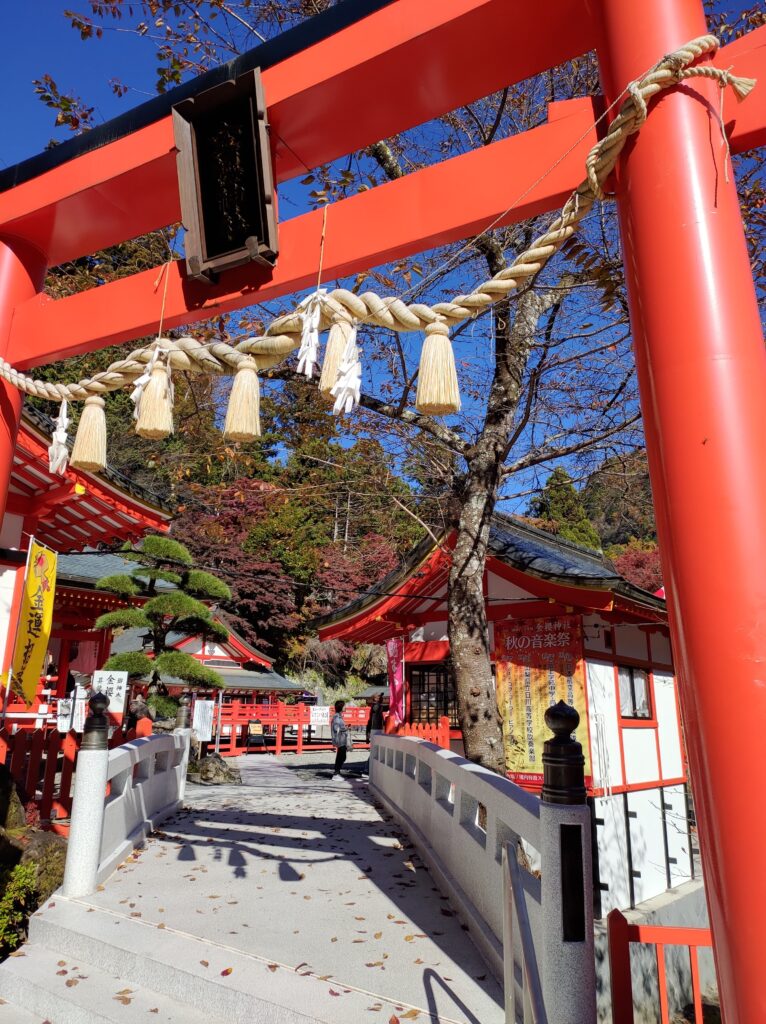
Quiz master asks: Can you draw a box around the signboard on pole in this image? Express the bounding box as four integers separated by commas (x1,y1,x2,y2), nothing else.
8,539,57,707
193,699,215,742
92,670,129,717
495,616,591,786
309,705,330,728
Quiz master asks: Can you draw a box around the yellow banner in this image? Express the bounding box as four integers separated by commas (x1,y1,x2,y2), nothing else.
10,540,57,707
495,616,591,786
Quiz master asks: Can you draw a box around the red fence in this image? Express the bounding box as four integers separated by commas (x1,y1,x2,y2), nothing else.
0,720,152,833
608,909,714,1023
214,702,452,758
214,701,371,757
389,717,451,749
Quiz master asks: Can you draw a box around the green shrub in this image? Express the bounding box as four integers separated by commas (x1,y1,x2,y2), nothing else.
0,863,37,959
147,694,179,720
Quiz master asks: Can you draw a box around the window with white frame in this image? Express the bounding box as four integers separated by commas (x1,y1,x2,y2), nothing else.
618,665,651,719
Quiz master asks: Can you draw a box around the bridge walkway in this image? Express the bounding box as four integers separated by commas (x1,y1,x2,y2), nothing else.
0,754,503,1023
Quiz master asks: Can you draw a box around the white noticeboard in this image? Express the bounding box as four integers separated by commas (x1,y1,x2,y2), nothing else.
193,700,215,742
56,698,73,733
310,705,331,727
92,670,129,715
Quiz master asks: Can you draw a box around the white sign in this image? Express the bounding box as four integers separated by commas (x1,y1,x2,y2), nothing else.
309,705,331,727
58,696,87,733
56,698,73,733
193,700,215,742
92,670,129,715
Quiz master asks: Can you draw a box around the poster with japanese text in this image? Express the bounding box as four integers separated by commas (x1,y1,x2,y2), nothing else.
92,670,129,720
9,540,57,707
494,616,590,786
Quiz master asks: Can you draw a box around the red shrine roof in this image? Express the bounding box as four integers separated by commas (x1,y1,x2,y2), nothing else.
6,408,170,552
316,513,667,645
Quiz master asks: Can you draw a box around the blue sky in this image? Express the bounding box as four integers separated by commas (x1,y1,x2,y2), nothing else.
3,1,757,170
2,2,158,169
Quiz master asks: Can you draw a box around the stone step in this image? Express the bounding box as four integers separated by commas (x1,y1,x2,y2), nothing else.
0,999,47,1023
26,896,442,1024
0,944,211,1024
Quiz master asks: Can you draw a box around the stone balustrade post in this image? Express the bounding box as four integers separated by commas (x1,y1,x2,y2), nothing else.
62,693,110,898
539,700,596,1023
173,693,192,802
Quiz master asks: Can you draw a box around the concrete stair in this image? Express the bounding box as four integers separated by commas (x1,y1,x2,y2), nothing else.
0,896,443,1024
0,999,46,1023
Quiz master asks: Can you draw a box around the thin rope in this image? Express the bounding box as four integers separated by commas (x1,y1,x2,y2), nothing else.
154,261,172,340
316,202,329,291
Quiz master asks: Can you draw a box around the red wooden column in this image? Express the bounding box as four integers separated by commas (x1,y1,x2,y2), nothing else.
591,2,766,1020
0,238,46,518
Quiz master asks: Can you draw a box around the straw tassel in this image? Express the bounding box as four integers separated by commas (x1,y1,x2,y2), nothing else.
319,321,354,399
70,395,107,472
730,74,756,101
224,356,261,441
135,363,174,439
415,321,461,416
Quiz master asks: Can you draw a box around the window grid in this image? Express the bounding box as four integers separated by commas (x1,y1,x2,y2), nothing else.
409,666,459,727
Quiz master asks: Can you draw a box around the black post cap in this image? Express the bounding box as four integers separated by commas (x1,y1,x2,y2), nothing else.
175,693,191,729
82,692,110,750
541,700,586,805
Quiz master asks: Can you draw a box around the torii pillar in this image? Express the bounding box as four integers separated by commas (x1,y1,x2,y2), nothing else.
0,239,46,520
591,0,766,1019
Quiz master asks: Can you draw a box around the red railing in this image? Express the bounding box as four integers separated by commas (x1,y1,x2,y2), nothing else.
214,701,371,757
608,909,714,1023
0,719,152,832
389,716,451,749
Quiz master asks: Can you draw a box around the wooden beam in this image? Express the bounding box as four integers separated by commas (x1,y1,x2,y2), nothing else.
0,0,595,267
10,100,598,367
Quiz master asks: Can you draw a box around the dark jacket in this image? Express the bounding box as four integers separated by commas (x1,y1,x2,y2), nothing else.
366,701,385,740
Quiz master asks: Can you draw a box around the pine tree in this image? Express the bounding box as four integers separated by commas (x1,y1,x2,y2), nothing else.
528,468,601,551
94,535,232,687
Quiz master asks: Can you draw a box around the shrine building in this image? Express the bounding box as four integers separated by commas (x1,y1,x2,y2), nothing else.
0,408,171,720
318,512,691,916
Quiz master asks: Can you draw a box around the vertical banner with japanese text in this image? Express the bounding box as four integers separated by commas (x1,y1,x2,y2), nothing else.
494,615,590,786
386,637,405,725
10,540,57,707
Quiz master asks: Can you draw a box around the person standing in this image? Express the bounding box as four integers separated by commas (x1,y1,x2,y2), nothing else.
331,699,349,780
364,693,385,779
366,694,385,742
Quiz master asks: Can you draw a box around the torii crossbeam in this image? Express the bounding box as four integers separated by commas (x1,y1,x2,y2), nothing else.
1,2,765,1018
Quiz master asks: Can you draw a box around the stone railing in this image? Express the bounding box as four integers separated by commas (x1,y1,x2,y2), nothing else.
370,702,596,1024
62,694,191,897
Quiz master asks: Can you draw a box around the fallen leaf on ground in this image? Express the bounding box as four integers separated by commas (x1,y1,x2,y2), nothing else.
374,932,382,939
65,980,79,988
401,1012,420,1019
220,968,233,976
200,961,209,968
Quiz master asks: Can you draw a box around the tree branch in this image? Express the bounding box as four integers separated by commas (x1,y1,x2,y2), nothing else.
502,412,642,476
264,366,469,456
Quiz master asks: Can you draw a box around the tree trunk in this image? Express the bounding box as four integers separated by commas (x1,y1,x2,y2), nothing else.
448,461,505,773
448,284,551,772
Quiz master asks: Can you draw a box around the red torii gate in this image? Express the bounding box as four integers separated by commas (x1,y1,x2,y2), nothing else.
0,0,764,1018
